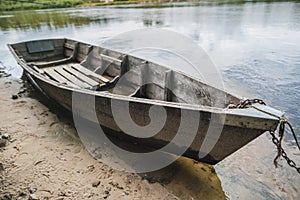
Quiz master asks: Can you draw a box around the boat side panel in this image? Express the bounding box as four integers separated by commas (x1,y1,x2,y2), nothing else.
125,55,240,107
75,43,92,63
80,46,104,71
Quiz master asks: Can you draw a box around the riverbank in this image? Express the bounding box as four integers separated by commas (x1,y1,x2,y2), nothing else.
0,0,184,11
1,0,279,12
0,74,226,199
1,0,298,11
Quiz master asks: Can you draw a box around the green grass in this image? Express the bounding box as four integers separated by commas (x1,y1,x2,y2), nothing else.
0,0,84,11
0,10,110,31
0,0,200,11
81,0,139,7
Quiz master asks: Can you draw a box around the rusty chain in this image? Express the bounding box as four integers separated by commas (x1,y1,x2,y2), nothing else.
230,98,300,173
228,98,266,109
269,130,300,173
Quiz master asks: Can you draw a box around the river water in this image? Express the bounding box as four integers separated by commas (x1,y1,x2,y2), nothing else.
0,1,299,199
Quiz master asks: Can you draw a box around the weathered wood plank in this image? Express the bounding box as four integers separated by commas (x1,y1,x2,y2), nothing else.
103,63,121,77
164,70,173,101
32,66,52,80
100,54,122,64
32,65,44,74
98,54,122,77
43,68,79,88
103,75,113,81
28,57,70,67
72,64,109,83
64,41,78,58
80,46,103,71
112,84,140,96
64,42,75,50
75,43,92,62
54,67,90,88
63,65,99,86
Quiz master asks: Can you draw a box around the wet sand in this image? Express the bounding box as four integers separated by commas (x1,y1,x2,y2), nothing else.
0,76,226,199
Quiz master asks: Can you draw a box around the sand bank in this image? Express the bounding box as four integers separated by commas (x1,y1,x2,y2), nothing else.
0,77,225,200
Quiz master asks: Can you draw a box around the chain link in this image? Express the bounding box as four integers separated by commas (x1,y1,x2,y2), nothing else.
230,98,300,173
227,98,266,109
269,131,300,174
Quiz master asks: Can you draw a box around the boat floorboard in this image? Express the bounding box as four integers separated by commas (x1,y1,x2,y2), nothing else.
72,63,110,83
43,68,80,88
54,67,91,88
41,62,118,90
63,65,99,87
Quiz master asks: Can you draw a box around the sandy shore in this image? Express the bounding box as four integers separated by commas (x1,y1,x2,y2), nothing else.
0,76,226,200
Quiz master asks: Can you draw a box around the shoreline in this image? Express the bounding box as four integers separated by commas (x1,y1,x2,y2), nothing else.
0,0,289,12
0,0,187,12
0,75,226,199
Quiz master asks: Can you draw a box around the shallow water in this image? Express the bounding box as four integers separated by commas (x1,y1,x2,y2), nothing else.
0,1,300,199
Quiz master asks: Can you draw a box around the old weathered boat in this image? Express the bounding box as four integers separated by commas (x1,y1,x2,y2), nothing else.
8,38,283,165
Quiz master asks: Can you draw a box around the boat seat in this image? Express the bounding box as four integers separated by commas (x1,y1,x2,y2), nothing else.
27,42,79,68
28,57,72,68
100,54,122,65
93,54,123,77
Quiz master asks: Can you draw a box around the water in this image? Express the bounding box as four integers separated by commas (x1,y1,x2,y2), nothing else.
1,1,300,199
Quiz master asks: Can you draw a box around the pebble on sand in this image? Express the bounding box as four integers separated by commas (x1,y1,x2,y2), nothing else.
11,94,18,100
103,186,111,199
29,188,37,194
1,133,10,140
29,193,38,200
92,180,101,188
2,193,13,200
0,163,4,171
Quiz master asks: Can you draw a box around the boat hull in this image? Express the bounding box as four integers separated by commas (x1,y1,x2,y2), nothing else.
26,71,265,165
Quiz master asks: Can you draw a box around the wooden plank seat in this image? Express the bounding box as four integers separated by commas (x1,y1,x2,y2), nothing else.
100,54,122,64
92,54,123,77
28,57,71,67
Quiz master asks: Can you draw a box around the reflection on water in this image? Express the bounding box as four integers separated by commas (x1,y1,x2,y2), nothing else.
143,18,163,26
1,1,300,199
0,10,113,31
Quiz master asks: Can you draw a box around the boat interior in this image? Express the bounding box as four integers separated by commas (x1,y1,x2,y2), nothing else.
10,38,239,108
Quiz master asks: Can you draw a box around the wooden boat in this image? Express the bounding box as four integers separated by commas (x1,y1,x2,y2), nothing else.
8,38,283,165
